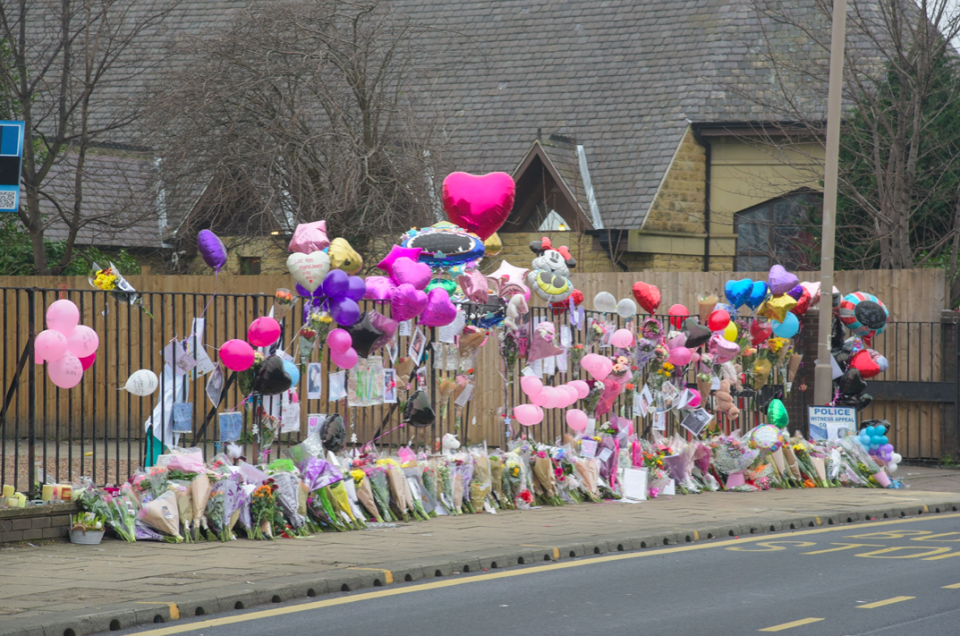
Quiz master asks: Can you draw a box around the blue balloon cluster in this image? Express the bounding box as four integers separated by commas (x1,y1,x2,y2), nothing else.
858,425,894,460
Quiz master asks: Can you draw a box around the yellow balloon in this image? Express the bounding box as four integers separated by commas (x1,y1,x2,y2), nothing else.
722,321,738,342
328,237,363,274
483,232,503,257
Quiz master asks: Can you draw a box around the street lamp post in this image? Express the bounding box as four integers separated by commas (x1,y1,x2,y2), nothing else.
814,0,848,407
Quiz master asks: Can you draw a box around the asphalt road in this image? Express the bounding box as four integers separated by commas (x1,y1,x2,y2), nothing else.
113,514,960,636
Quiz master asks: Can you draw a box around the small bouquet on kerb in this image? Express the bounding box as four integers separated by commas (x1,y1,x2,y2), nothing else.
89,261,153,318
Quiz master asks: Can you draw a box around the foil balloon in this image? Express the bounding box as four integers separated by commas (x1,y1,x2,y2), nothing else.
403,389,436,427
631,282,661,315
767,264,799,295
724,278,753,308
288,220,330,254
320,413,346,452
681,317,712,349
766,398,789,429
390,284,428,323
745,281,769,311
390,257,431,290
376,245,423,276
441,172,516,240
197,229,228,271
484,232,503,256
839,292,889,339
328,237,363,274
757,293,797,323
551,289,583,314
287,251,331,293
750,319,773,346
425,278,458,298
364,276,396,301
402,221,485,267
527,269,573,302
344,312,384,358
419,288,458,327
253,355,293,396
707,333,740,364
457,268,489,304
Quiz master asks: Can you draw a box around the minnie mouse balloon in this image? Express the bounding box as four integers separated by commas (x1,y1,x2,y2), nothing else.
197,230,228,271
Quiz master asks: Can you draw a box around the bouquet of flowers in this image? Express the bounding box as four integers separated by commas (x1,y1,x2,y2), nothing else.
306,487,343,531
499,330,520,383
350,469,381,522
273,472,309,535
365,466,397,522
249,481,279,539
273,288,296,322
89,262,153,318
137,490,183,542
436,460,458,515
574,457,601,502
454,457,474,513
104,492,138,542
488,454,505,507
569,344,586,374
404,466,432,520
469,447,493,513
500,453,522,509
71,511,104,535
421,464,440,515
711,435,760,477
531,451,563,506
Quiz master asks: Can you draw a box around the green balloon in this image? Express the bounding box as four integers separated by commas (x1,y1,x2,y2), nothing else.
426,278,457,297
767,398,789,429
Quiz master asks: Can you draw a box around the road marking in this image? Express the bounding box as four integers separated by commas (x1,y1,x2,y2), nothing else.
942,582,960,589
727,541,816,552
856,547,951,559
858,596,915,609
912,532,960,542
758,617,824,631
134,602,180,620
802,543,884,555
127,513,960,636
922,551,960,561
347,568,394,584
846,530,933,539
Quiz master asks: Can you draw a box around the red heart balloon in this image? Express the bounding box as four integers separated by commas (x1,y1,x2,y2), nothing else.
632,282,661,315
849,350,881,379
551,289,583,315
750,319,773,346
441,172,516,240
790,287,811,317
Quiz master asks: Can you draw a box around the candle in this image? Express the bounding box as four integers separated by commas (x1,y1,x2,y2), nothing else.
1,485,13,499
6,497,16,507
60,485,72,501
16,493,26,508
41,485,54,501
53,484,62,500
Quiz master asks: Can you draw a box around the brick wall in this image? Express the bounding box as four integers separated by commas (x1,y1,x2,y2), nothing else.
0,502,76,544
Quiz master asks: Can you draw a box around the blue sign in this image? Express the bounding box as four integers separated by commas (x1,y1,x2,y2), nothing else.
0,120,24,212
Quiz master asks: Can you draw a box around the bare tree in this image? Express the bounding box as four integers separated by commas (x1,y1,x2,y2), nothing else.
0,0,180,274
148,0,452,254
713,0,960,298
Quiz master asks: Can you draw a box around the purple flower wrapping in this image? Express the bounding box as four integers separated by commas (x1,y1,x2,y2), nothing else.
300,457,344,491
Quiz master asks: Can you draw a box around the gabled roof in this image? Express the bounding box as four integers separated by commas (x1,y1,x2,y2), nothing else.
392,0,844,229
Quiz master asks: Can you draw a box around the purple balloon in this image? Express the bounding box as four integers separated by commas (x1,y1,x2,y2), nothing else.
198,230,227,271
344,276,366,302
787,284,804,301
330,297,360,326
364,276,395,301
323,270,349,298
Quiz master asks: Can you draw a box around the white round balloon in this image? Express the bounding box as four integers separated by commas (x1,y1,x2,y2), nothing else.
124,369,159,396
594,291,617,313
616,298,637,318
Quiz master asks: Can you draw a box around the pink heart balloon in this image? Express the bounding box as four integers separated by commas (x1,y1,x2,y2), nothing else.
364,276,396,301
441,172,516,241
419,288,458,327
391,257,432,290
390,283,428,323
708,333,740,364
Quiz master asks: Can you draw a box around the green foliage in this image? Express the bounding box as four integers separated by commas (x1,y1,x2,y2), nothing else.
815,52,960,270
0,214,141,276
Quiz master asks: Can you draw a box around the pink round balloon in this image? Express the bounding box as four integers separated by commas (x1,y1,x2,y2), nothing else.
540,387,560,409
331,347,358,369
566,409,588,431
610,328,634,348
46,299,80,334
328,328,352,354
520,376,543,398
36,329,68,362
689,351,701,364
685,391,702,409
220,339,255,371
667,346,692,366
66,325,99,358
78,352,96,371
562,384,580,404
569,380,590,399
581,353,613,381
530,389,548,407
248,317,281,347
513,403,544,426
48,352,83,389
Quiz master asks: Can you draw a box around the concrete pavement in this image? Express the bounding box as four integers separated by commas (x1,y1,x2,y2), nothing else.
2,484,960,636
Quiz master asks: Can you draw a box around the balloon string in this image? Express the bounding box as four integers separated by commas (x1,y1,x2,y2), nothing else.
368,422,405,445
198,269,219,319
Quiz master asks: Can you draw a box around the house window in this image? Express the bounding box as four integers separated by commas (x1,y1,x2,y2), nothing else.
734,192,819,272
239,256,261,275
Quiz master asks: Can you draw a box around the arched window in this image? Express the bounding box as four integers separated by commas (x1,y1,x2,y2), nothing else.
734,191,819,272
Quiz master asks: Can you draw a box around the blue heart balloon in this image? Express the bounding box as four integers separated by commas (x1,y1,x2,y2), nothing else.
715,302,737,316
746,281,770,311
724,278,753,308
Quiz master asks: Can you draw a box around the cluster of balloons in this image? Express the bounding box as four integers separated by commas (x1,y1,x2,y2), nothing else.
832,292,889,410
365,246,456,327
594,291,637,318
514,376,591,427
36,300,100,389
856,421,901,471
